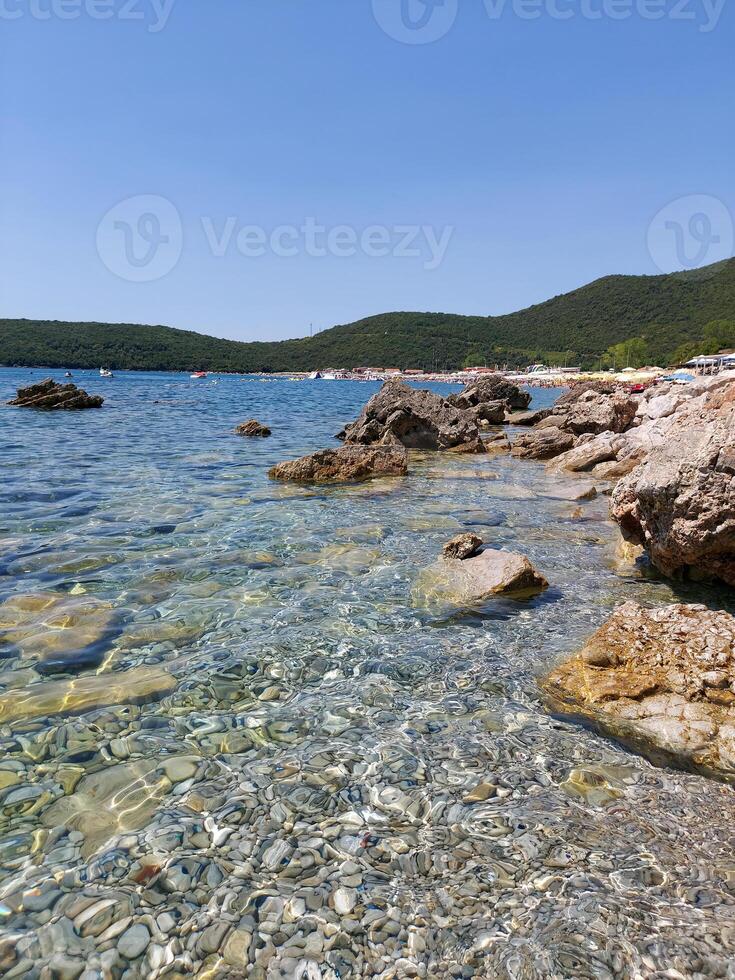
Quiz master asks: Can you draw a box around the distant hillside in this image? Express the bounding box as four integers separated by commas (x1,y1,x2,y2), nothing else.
2,259,734,372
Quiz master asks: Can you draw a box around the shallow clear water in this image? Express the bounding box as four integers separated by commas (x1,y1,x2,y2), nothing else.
1,368,734,979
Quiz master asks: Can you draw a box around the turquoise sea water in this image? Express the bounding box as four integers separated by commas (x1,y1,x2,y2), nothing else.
1,368,734,978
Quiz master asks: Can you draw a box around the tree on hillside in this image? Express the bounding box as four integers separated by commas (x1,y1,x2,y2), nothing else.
604,337,649,370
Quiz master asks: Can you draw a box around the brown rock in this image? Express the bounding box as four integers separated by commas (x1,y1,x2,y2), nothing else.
449,376,531,411
511,427,575,460
341,379,485,452
542,601,735,779
610,389,735,585
442,533,483,560
235,419,271,437
268,444,408,484
8,378,104,410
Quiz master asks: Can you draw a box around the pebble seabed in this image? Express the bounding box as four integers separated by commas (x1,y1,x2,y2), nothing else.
1,371,735,980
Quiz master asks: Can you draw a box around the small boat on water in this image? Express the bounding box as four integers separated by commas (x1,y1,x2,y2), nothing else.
190,371,208,379
99,368,113,378
64,371,72,378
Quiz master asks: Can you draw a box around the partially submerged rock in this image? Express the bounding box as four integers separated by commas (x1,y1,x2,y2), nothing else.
442,532,483,560
542,602,735,779
235,419,271,437
483,431,511,455
415,548,548,604
341,380,485,452
268,444,408,484
506,407,552,426
8,378,104,410
449,376,531,412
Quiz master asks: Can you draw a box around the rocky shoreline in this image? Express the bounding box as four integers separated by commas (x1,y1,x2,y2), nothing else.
2,371,735,978
269,373,735,778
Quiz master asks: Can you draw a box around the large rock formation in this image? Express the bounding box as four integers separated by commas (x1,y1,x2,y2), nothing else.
341,380,485,453
610,384,735,585
8,378,103,410
415,548,548,604
268,444,408,484
542,601,735,779
448,376,531,412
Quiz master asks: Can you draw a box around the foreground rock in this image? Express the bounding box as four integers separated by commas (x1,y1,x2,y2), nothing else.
611,384,735,584
415,548,548,604
0,665,175,724
269,444,408,484
235,418,271,437
341,379,485,452
543,601,735,779
442,532,483,560
8,378,104,409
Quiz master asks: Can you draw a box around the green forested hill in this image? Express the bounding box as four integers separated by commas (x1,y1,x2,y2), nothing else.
2,259,734,372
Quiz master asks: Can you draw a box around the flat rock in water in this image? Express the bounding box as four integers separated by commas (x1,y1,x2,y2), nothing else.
0,665,176,724
8,378,104,410
415,548,548,604
542,601,735,779
268,444,408,484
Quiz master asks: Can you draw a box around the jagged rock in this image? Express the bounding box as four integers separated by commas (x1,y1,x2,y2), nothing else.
442,533,483,560
415,548,548,604
8,378,103,410
268,444,408,484
342,380,485,453
449,376,530,412
511,427,575,460
542,601,735,779
235,419,271,437
610,390,735,585
550,431,622,471
466,400,506,425
561,391,638,436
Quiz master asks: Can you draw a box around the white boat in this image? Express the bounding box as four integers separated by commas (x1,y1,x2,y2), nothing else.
99,368,113,378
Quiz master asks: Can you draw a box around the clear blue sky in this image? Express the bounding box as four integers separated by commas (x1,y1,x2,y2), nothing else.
1,0,732,342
